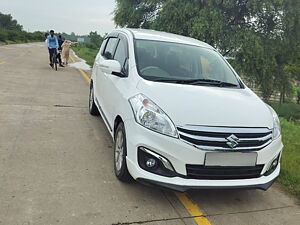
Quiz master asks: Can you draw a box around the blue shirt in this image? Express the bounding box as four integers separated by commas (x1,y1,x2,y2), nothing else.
47,35,58,49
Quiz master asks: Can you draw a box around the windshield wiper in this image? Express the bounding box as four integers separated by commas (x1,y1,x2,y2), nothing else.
149,78,188,83
149,77,238,87
180,78,239,87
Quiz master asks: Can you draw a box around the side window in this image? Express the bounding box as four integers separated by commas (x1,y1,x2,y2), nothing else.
113,38,128,73
103,37,118,59
100,38,108,56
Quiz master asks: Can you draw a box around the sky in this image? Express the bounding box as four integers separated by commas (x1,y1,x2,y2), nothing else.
1,0,116,35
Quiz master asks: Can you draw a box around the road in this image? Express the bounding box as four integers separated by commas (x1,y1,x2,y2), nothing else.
0,43,299,225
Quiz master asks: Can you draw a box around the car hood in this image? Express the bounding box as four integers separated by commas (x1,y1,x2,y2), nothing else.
136,80,273,128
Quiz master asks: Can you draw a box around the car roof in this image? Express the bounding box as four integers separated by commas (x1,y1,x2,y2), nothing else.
116,28,214,49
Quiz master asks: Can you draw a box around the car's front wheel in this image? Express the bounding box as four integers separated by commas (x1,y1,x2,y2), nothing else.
89,82,99,116
114,122,133,182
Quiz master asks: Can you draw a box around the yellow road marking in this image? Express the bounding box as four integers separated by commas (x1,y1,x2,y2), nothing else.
18,52,26,57
70,51,212,225
175,192,212,225
0,61,6,64
70,55,91,84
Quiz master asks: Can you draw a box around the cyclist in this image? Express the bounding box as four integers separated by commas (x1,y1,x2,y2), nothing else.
47,30,63,68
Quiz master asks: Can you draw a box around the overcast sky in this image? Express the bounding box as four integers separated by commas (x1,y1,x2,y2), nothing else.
1,0,116,35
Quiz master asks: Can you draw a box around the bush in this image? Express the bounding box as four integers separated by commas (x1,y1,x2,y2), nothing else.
0,29,8,41
0,28,44,43
269,102,300,121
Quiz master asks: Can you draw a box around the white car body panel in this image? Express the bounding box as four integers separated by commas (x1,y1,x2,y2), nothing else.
136,80,273,128
90,28,283,191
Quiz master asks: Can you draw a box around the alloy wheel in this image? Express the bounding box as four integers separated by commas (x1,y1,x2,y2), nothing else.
115,130,124,173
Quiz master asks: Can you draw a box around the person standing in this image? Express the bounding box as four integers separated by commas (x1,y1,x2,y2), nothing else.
57,35,64,67
44,33,49,47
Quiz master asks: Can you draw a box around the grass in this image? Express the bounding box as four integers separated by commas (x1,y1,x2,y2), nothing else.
72,45,98,66
269,102,300,121
72,46,300,199
278,118,300,199
268,103,300,200
268,102,300,199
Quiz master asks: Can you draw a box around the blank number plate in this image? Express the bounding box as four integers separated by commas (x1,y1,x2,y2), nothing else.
205,152,257,166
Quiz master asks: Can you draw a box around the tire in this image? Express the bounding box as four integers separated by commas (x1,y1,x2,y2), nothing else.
114,122,133,182
89,82,99,116
52,54,57,71
54,59,57,71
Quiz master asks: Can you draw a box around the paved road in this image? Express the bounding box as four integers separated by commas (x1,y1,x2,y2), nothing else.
0,43,299,225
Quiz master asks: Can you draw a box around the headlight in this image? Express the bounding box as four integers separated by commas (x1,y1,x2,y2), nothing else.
268,106,281,140
129,94,178,138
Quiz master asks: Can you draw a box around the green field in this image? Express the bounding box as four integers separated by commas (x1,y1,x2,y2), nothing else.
72,45,98,66
72,47,300,199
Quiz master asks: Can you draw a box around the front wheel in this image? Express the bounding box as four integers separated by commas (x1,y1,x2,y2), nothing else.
89,83,99,116
114,122,133,182
52,53,57,71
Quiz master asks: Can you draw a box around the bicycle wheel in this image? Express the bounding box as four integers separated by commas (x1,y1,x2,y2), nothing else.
54,59,57,71
52,53,57,71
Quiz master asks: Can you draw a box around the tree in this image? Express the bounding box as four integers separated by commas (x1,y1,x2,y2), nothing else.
0,12,22,30
88,31,103,49
114,0,162,28
0,12,44,43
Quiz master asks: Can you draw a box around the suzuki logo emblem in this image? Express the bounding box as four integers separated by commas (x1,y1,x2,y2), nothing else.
226,134,240,148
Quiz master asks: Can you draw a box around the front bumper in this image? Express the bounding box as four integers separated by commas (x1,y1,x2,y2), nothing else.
124,119,283,191
137,175,278,192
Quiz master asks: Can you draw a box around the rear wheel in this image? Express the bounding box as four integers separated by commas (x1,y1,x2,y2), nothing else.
54,59,57,71
114,122,133,182
89,82,99,116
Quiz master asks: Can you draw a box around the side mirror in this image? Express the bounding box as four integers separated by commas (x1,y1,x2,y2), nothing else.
99,60,126,77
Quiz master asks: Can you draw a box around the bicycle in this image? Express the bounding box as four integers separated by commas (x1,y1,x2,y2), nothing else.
50,48,58,71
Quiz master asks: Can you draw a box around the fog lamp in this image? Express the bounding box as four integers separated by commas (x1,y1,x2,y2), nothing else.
138,147,177,177
264,154,280,176
272,159,278,167
146,158,157,168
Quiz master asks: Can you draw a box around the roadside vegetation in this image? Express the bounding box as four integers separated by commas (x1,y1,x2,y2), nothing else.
0,12,44,44
72,31,104,66
279,118,300,199
269,102,300,121
72,45,98,66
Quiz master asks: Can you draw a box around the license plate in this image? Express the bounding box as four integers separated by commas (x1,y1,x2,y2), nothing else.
205,152,257,166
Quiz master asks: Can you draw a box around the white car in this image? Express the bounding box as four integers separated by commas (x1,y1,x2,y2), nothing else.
89,29,283,191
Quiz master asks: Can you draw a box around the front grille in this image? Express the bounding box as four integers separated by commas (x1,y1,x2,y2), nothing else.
186,164,264,180
178,126,272,151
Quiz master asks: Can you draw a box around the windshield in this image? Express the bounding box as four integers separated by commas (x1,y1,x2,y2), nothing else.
134,39,241,87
